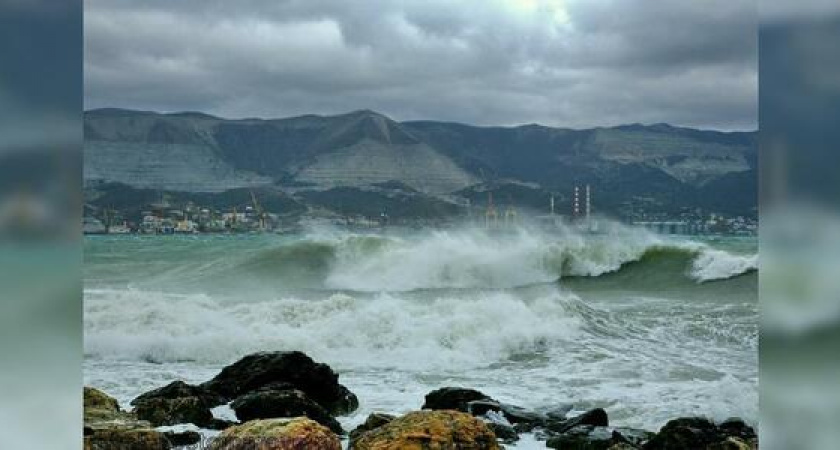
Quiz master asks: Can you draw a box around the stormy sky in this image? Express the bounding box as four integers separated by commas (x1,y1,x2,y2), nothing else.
85,0,757,130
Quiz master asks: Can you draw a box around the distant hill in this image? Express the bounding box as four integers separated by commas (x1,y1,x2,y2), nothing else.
84,108,757,219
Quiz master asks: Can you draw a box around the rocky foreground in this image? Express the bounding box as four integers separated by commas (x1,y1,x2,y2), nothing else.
84,351,757,449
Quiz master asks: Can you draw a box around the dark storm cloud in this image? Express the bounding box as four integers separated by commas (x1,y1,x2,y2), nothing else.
85,0,756,130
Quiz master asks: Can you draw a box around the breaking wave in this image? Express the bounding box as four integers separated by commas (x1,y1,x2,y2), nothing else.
84,285,587,369
205,225,758,291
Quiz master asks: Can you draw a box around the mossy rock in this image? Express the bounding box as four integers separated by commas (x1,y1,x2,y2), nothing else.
210,417,341,450
134,396,214,427
84,428,171,450
84,387,121,412
352,410,500,450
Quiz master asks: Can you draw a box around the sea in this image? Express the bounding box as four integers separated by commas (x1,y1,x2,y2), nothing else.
83,220,757,448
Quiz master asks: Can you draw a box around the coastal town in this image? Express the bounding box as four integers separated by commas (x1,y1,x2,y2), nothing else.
83,188,757,236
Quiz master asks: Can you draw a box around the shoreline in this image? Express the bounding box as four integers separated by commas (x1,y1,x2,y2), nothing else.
84,351,758,450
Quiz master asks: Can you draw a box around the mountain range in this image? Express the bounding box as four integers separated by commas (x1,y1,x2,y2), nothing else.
84,108,757,220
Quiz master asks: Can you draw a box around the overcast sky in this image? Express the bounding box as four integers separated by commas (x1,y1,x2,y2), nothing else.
85,0,757,130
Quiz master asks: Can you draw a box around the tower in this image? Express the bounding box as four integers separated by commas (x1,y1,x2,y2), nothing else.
573,186,580,218
550,195,555,216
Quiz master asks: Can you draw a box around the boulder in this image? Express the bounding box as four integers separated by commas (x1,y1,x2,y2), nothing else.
545,404,575,422
85,429,171,450
163,430,202,446
612,427,656,448
84,386,148,428
481,410,518,444
133,396,214,427
716,417,757,442
643,417,719,449
83,387,171,450
209,417,341,450
230,388,343,434
547,408,609,434
131,380,225,408
546,425,618,450
468,399,547,430
84,387,121,414
422,387,494,413
201,351,358,415
352,410,500,450
348,412,396,446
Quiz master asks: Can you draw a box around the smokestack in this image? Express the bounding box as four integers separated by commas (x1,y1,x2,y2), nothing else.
586,184,591,220
573,186,580,217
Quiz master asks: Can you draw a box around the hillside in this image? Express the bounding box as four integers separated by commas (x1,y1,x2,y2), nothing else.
84,108,757,219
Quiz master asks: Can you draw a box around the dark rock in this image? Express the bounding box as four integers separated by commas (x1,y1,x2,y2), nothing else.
479,410,518,444
717,417,757,441
162,430,202,446
545,404,575,422
547,408,609,434
85,429,171,450
230,388,343,434
487,421,518,443
468,399,547,428
546,425,619,450
423,387,493,412
83,387,172,450
612,427,655,447
201,351,358,415
131,381,225,407
133,396,214,427
643,417,719,450
348,413,396,447
707,437,755,450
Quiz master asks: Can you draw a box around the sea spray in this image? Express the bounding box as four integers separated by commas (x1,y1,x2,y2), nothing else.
84,285,586,370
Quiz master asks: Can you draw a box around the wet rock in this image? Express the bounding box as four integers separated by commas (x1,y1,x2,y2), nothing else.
348,412,396,446
352,410,500,450
133,396,214,427
468,399,547,429
83,387,171,450
209,417,340,450
547,408,609,434
643,417,719,449
230,388,343,434
131,380,225,408
422,387,493,412
84,387,121,415
707,437,755,450
481,410,519,443
612,427,655,447
163,430,202,446
84,386,149,429
201,351,358,415
545,404,575,422
608,444,641,450
546,425,619,450
85,428,172,450
716,417,757,442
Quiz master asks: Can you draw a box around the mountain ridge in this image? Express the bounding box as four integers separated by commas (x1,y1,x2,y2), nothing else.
84,108,757,219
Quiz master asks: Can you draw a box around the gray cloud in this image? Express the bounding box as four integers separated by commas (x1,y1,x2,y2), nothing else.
85,0,757,130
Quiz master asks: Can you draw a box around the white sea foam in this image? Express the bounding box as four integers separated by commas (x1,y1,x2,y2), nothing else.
690,248,758,282
84,286,584,370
